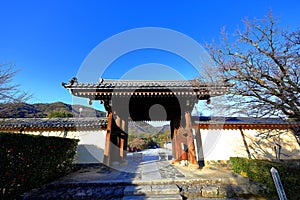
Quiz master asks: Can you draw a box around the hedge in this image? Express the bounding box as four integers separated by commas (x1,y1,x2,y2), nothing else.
230,157,300,200
0,132,79,199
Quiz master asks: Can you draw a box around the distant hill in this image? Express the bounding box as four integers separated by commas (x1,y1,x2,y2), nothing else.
129,121,161,135
157,124,171,134
0,102,170,136
0,102,106,118
128,121,170,136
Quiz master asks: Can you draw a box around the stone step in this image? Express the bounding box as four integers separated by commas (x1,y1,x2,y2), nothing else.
178,182,267,199
123,194,182,200
45,175,249,188
22,183,265,199
189,198,248,200
21,186,125,199
124,184,179,196
22,176,266,199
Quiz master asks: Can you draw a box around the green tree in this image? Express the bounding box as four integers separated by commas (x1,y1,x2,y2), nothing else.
47,111,73,118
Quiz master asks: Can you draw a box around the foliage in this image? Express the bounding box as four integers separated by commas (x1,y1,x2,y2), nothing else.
230,157,300,199
129,137,146,150
128,132,150,150
152,130,170,147
207,12,300,121
47,110,73,118
128,122,171,150
0,132,79,199
128,128,171,150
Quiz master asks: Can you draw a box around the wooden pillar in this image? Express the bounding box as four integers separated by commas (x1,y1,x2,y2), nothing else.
122,118,128,160
185,111,198,165
120,134,124,159
194,126,205,167
110,131,120,163
115,115,121,127
172,118,187,161
104,112,126,165
178,127,188,161
115,115,123,160
175,129,182,160
103,112,113,165
170,120,176,159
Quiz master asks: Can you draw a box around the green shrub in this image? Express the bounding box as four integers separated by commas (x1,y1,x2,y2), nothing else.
0,132,79,199
47,111,73,118
230,157,300,199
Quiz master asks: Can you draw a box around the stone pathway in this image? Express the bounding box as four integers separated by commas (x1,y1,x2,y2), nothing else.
141,161,162,180
21,149,267,199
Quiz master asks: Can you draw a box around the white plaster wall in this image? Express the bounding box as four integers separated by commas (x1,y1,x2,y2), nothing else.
243,129,300,160
75,130,106,164
200,129,300,160
21,127,300,163
200,129,248,160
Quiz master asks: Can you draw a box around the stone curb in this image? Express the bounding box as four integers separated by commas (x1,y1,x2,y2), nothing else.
124,185,179,195
48,176,248,188
123,194,182,200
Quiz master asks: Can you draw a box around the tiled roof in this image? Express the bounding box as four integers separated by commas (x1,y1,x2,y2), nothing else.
62,78,231,99
193,116,300,129
1,116,297,132
62,78,231,91
0,117,107,131
62,78,227,89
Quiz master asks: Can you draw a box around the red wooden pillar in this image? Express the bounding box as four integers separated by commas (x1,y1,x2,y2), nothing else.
115,115,123,160
120,136,124,158
185,111,197,165
121,118,128,160
103,112,113,165
178,127,188,161
175,129,182,160
172,118,186,161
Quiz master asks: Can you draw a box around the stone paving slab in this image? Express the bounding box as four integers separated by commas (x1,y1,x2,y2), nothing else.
193,198,248,200
54,160,185,184
123,194,182,200
174,165,249,185
50,159,250,187
124,185,152,195
141,161,161,180
151,185,179,195
124,185,179,195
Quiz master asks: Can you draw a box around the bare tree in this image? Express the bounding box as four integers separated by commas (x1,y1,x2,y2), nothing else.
207,12,300,121
0,63,31,103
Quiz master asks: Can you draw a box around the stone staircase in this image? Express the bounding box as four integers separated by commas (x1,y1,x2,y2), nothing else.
21,160,267,199
21,177,266,199
123,184,181,200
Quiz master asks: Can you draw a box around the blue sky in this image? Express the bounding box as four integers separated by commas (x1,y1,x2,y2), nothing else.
0,1,299,108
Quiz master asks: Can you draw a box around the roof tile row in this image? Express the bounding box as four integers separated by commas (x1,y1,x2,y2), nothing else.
0,118,107,130
0,117,298,130
62,78,230,89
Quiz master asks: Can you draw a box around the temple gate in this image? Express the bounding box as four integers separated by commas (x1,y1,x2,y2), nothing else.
62,78,229,166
